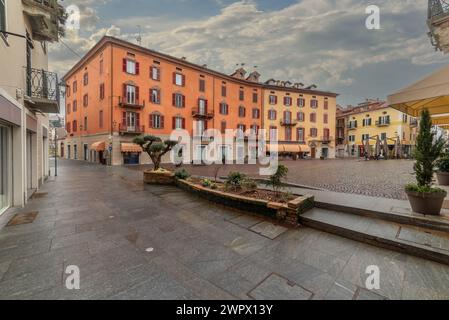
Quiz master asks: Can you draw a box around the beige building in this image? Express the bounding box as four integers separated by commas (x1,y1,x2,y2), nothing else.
0,0,63,214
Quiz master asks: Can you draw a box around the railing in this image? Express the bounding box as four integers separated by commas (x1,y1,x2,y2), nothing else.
119,97,145,109
376,120,390,127
347,124,357,130
26,67,59,102
320,136,334,143
280,119,298,126
118,124,145,134
192,107,214,119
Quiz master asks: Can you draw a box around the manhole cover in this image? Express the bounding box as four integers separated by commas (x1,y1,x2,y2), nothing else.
31,193,48,199
7,212,39,226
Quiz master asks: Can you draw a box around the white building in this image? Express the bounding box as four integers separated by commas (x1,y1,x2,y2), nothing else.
0,0,63,214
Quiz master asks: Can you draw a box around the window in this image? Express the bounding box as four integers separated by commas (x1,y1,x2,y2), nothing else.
269,95,277,105
100,83,105,100
66,122,71,133
237,124,246,138
297,128,305,143
150,113,164,129
253,92,258,103
238,106,246,118
378,115,390,125
83,73,89,86
220,103,229,115
72,120,77,132
324,100,329,110
324,114,328,124
269,126,278,141
252,108,260,119
268,109,277,120
73,81,77,93
349,135,355,142
173,93,185,108
83,94,88,107
297,98,305,107
84,117,88,131
348,120,357,128
150,88,161,104
123,59,139,75
73,100,77,112
198,99,208,114
284,111,292,123
285,127,292,141
323,128,330,139
402,114,408,123
99,110,104,128
67,103,71,114
150,66,160,81
66,85,71,98
297,112,305,122
250,125,259,135
100,60,104,74
0,0,6,33
284,97,292,106
221,85,227,97
310,113,317,123
362,134,370,141
239,89,244,101
173,116,185,129
310,128,318,137
381,133,387,140
123,84,139,105
173,73,185,86
311,99,318,108
362,118,372,126
199,79,205,92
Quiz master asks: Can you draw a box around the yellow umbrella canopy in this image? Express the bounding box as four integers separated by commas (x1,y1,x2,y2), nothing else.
387,64,449,122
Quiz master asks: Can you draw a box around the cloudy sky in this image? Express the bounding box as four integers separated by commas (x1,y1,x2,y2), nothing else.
50,0,449,106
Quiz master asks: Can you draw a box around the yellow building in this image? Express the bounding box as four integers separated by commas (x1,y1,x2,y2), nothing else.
337,100,418,157
263,82,338,159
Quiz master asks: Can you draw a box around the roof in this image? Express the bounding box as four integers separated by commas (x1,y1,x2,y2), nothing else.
62,36,338,98
337,100,388,118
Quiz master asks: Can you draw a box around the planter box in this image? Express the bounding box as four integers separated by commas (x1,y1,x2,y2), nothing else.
176,179,314,226
406,190,447,216
143,170,175,185
437,172,449,186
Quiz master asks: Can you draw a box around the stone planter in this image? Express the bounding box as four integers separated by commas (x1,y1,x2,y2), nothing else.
176,179,314,226
143,170,175,185
406,190,447,216
437,172,449,186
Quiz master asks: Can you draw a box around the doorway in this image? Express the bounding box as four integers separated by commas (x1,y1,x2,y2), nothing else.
311,147,316,159
0,124,11,214
84,144,88,161
26,131,33,193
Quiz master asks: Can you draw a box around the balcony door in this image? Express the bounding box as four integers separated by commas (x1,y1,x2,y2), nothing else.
198,99,206,115
127,112,137,132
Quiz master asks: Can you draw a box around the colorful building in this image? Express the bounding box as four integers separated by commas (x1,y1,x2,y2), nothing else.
62,36,338,165
336,99,418,158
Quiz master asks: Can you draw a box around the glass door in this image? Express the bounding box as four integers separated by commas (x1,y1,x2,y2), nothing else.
127,112,136,132
1,125,11,214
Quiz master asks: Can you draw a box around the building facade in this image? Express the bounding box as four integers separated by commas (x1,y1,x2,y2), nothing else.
0,0,62,214
336,100,418,158
62,36,338,166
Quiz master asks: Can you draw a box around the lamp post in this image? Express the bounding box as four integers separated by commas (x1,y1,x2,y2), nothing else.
54,129,58,177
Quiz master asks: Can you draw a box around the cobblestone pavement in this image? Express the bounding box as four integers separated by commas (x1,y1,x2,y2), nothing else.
133,159,416,200
1,159,448,300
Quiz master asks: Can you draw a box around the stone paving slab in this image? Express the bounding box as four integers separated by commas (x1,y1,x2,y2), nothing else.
248,273,313,300
1,160,449,300
249,222,288,240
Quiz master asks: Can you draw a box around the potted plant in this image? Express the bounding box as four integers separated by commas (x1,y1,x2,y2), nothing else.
133,135,178,185
405,109,446,215
436,153,449,186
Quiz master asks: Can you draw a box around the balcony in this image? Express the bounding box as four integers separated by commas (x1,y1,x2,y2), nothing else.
24,68,60,113
319,136,334,144
280,119,298,126
428,0,449,53
119,97,145,109
22,0,62,42
347,124,357,130
376,120,390,127
410,119,418,127
119,124,145,135
192,107,214,119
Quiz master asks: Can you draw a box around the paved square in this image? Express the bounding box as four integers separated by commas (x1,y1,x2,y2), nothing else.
0,160,449,300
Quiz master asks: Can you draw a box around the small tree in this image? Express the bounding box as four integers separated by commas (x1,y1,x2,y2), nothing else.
408,109,445,192
266,165,288,198
133,135,178,171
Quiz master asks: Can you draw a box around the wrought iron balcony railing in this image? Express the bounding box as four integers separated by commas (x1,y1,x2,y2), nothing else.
376,120,391,127
280,119,298,126
119,97,145,109
22,0,62,42
25,67,60,113
428,0,449,20
118,124,145,134
192,107,214,119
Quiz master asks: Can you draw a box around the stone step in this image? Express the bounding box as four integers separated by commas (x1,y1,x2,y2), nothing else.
314,200,449,233
300,208,449,266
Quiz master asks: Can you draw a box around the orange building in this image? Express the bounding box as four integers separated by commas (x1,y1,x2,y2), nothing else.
63,36,337,165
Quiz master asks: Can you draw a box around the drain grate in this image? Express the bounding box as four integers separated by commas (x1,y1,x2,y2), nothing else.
7,212,39,226
31,193,48,199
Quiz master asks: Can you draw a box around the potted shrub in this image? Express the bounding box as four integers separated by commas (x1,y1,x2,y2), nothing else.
405,109,446,215
436,153,449,186
134,135,178,185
